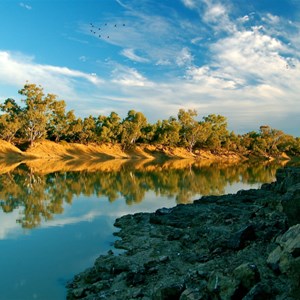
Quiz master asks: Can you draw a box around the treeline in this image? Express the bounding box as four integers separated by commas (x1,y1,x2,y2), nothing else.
0,83,300,156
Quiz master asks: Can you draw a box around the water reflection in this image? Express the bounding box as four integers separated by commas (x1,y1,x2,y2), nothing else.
0,159,287,229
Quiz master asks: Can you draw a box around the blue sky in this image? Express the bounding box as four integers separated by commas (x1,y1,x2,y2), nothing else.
0,0,299,136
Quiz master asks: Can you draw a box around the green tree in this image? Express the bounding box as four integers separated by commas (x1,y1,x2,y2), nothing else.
81,115,97,143
47,98,68,142
65,115,84,143
120,110,147,147
18,83,56,145
203,114,229,150
96,111,122,143
154,117,181,146
0,98,23,143
259,125,284,155
178,109,210,152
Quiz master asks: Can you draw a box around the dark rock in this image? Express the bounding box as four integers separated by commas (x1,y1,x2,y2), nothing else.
233,263,260,294
66,167,300,300
153,283,185,300
227,225,256,249
126,270,145,286
243,282,274,300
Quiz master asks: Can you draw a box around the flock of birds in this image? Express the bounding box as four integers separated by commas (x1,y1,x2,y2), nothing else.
90,22,125,39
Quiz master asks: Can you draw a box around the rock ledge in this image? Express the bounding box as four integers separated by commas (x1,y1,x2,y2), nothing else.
67,167,300,299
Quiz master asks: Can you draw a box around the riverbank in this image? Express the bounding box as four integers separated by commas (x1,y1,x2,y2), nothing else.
0,139,290,163
0,139,244,161
67,166,300,299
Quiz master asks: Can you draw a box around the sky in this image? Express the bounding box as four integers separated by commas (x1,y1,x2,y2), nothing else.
0,0,299,136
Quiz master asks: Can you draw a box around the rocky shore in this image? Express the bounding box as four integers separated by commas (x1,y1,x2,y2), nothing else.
67,167,300,299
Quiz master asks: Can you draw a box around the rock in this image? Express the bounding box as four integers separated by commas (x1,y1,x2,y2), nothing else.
126,270,146,286
179,288,205,300
243,282,274,300
207,272,238,300
233,263,260,291
153,283,185,300
67,167,300,300
267,224,300,297
227,225,256,250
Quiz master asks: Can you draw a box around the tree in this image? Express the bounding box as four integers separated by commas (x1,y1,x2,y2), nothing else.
65,114,84,143
203,114,229,150
259,125,284,155
81,115,97,143
0,98,23,143
154,117,181,146
96,111,122,143
178,109,210,152
18,83,55,145
120,110,147,147
47,98,68,142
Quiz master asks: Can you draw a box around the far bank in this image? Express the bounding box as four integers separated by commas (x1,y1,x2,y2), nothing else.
0,139,292,164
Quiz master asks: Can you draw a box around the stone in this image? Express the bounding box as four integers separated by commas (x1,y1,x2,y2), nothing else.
66,167,300,300
227,225,256,250
153,283,185,300
233,263,260,290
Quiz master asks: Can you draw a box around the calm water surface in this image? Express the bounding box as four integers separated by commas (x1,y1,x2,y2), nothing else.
0,160,287,300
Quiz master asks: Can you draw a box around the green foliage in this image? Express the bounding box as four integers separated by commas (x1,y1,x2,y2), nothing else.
203,114,229,150
47,98,68,142
96,111,122,143
0,83,299,157
0,98,23,143
120,110,147,147
18,83,51,145
154,117,181,146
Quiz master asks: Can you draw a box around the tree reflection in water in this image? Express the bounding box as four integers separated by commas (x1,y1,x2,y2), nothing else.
0,160,287,229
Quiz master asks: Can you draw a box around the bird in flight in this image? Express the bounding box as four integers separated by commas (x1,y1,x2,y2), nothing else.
89,22,126,40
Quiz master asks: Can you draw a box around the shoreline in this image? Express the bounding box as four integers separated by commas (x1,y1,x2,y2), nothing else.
67,166,300,299
0,139,290,163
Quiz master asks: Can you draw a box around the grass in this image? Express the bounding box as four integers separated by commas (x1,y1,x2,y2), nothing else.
0,139,244,174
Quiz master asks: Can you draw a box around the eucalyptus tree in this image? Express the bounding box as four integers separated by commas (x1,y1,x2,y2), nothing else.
46,97,70,142
120,110,147,147
178,109,210,152
154,117,181,146
259,125,285,155
203,114,229,150
0,98,23,143
64,112,84,143
81,115,97,143
18,83,61,145
96,111,122,143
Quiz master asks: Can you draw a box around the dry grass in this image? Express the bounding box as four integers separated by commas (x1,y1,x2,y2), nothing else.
0,140,245,174
0,139,22,155
25,140,129,159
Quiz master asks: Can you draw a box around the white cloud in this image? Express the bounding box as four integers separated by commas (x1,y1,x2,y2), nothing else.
210,28,288,83
0,51,103,98
200,0,236,33
181,0,197,9
204,2,227,22
19,2,32,10
111,65,153,87
186,66,239,89
121,48,149,63
79,55,87,62
238,15,250,23
176,47,194,67
262,13,280,25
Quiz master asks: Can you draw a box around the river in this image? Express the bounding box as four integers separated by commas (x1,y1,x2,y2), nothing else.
0,159,288,299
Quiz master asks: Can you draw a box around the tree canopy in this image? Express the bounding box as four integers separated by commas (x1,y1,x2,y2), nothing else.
0,83,299,157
